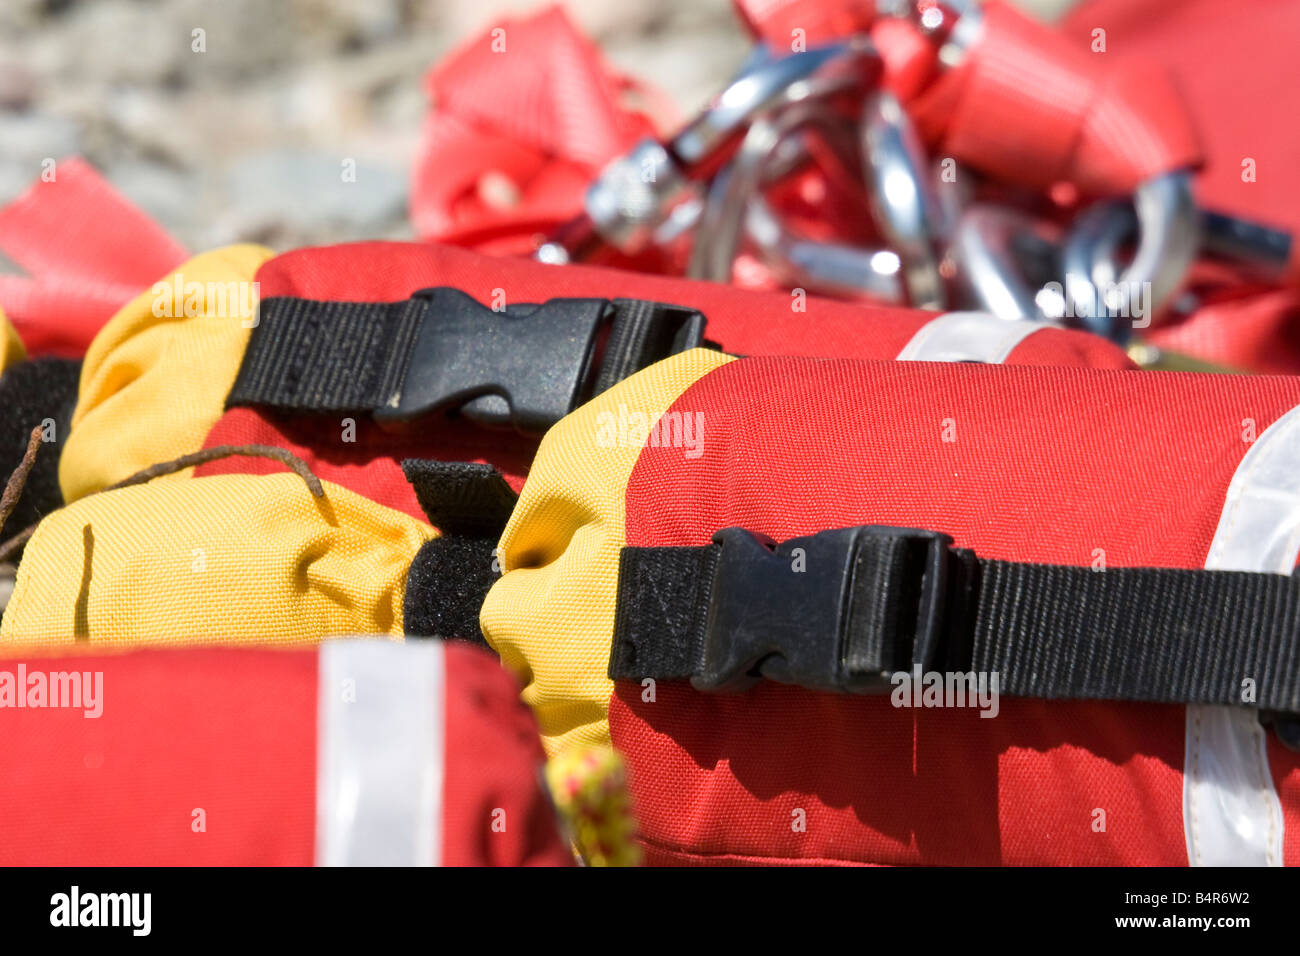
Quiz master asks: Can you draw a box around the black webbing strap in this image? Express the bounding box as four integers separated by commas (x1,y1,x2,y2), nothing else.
609,525,1300,715
228,296,423,414
227,287,706,436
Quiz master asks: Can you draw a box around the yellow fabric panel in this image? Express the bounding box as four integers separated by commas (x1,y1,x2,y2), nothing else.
0,306,24,371
480,348,735,757
59,244,275,502
1,473,434,648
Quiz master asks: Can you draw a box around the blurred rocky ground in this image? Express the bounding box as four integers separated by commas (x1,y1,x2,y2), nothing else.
0,0,1068,254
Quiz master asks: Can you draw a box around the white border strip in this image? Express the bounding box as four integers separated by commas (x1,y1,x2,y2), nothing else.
1185,405,1300,866
895,311,1047,363
316,639,444,867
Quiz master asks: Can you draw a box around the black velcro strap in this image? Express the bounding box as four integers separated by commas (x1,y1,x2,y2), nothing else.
400,459,521,648
228,287,706,435
401,459,518,538
610,525,1300,714
404,535,497,647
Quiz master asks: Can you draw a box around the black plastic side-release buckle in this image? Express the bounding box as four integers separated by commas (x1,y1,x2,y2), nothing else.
692,525,954,694
375,288,704,435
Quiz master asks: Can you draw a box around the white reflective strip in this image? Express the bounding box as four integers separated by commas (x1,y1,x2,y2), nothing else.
1184,405,1300,866
316,639,444,867
894,311,1048,363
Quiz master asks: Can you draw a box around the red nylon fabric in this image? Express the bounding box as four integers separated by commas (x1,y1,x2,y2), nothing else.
613,357,1300,865
0,646,317,866
194,241,1133,505
410,6,664,254
0,642,570,866
0,157,188,357
872,16,942,101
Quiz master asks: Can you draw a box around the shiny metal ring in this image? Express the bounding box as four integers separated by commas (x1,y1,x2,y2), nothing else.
670,38,882,171
688,101,841,282
745,195,905,302
950,204,1062,320
859,90,947,309
1060,170,1199,338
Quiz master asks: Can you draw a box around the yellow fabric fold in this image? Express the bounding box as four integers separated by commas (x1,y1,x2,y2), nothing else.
480,348,735,756
1,473,434,647
59,244,275,501
0,307,25,372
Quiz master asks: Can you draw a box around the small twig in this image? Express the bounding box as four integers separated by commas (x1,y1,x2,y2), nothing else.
103,444,324,498
0,443,323,564
0,524,35,565
0,426,43,539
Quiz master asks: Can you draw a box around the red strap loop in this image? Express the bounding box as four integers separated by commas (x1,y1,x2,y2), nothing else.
410,6,668,253
0,157,188,357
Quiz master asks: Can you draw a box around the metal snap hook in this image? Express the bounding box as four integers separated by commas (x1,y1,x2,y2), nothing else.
687,101,905,302
745,194,905,301
688,100,840,282
543,39,883,263
950,204,1064,321
1060,170,1199,339
859,89,947,309
688,67,945,306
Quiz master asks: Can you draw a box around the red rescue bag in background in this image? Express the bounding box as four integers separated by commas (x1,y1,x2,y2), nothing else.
0,639,572,866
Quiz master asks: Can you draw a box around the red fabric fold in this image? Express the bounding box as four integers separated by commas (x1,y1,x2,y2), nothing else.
409,6,667,254
0,157,188,357
912,1,1201,196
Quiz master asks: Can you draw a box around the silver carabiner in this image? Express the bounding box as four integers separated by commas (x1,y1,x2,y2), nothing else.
1060,170,1199,338
539,39,882,264
859,90,947,308
950,204,1063,321
688,100,906,302
745,194,905,301
689,73,944,306
688,100,842,282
